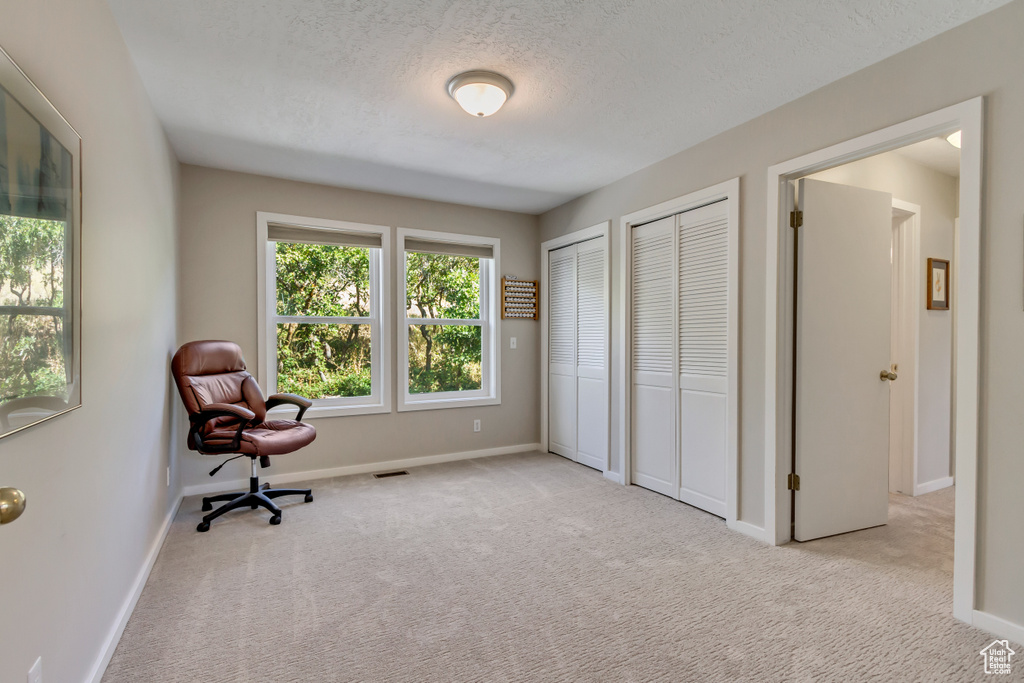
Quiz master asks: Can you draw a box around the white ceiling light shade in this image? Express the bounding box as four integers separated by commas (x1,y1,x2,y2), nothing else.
446,71,514,117
946,130,962,148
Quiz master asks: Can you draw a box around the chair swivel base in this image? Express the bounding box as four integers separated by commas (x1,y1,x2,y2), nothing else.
197,471,312,532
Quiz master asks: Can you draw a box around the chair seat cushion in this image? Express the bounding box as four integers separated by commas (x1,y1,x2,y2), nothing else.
205,420,316,456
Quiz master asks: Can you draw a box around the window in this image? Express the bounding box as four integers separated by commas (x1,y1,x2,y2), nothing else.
398,228,500,411
257,213,390,417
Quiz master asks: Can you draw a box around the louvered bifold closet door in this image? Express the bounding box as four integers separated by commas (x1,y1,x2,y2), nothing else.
677,202,729,517
575,238,607,471
548,244,577,459
631,217,676,496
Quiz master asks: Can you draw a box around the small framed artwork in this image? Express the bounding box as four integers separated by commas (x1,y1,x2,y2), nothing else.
927,258,950,310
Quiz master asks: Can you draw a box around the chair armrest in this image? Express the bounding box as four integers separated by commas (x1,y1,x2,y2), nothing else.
265,393,312,421
193,403,256,422
189,403,256,453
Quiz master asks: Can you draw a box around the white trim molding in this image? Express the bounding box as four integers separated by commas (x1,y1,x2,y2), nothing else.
617,177,741,528
255,211,392,418
181,444,541,497
87,495,183,683
763,97,983,625
972,610,1024,648
396,228,501,412
914,476,955,497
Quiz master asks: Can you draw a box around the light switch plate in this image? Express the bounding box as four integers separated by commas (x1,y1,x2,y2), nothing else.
510,337,517,349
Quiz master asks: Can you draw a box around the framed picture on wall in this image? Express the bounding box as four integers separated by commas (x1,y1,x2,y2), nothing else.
0,44,82,439
927,258,950,311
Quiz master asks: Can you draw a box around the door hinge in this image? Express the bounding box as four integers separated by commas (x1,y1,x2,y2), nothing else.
787,473,800,491
790,210,803,228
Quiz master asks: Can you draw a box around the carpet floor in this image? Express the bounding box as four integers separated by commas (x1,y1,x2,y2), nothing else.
103,452,1020,682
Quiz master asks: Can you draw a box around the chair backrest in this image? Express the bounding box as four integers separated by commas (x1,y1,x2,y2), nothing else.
171,341,267,449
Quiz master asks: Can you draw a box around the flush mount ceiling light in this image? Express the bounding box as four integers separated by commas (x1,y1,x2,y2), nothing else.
446,71,514,117
946,130,962,148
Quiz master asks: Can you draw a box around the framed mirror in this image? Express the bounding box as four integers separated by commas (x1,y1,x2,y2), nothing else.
0,45,82,439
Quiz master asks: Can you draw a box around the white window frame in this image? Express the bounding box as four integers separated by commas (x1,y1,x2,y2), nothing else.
397,228,500,412
256,211,391,418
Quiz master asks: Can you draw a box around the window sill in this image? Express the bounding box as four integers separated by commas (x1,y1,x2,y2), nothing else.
397,394,500,412
267,402,390,419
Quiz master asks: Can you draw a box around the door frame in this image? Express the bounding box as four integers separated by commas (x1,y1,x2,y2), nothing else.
763,97,982,623
889,200,921,496
540,222,612,472
617,177,741,528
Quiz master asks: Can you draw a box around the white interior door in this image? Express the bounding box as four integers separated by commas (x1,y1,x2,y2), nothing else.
631,217,676,496
677,204,730,517
548,244,576,459
575,238,607,470
794,178,893,541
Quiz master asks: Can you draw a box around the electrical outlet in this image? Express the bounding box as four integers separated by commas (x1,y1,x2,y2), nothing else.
473,419,481,432
509,337,517,349
27,656,41,683
166,466,170,487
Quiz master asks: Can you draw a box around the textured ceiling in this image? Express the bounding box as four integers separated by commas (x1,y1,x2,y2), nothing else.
106,0,1006,213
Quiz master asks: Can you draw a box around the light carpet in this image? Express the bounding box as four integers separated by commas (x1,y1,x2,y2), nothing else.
103,452,1020,682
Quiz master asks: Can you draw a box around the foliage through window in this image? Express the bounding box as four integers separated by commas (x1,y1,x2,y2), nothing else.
275,243,372,399
0,216,69,402
399,230,498,409
259,214,388,416
405,252,482,394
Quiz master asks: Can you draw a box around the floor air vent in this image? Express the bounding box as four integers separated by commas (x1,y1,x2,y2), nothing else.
372,470,409,479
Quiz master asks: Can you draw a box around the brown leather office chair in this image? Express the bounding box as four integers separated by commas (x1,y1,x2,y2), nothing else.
171,340,316,532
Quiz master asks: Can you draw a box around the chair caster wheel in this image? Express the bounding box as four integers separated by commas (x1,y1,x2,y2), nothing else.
201,501,212,512
270,515,281,525
305,494,313,503
197,522,210,532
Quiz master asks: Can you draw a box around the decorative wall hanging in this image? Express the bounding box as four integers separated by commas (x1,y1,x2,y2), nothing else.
501,276,538,319
927,258,949,311
0,44,82,439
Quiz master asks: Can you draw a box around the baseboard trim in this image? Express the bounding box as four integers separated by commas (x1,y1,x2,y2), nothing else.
86,493,183,683
973,610,1024,646
727,519,767,543
181,443,543,497
603,470,624,485
914,475,955,496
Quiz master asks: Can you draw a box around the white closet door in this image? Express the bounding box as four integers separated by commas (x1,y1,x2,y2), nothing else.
677,203,729,517
548,244,576,459
575,238,607,471
631,217,676,496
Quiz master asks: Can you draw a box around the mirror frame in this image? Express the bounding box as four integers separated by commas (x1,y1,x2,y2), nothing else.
0,44,82,440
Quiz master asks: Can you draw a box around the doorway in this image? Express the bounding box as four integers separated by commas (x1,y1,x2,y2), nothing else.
764,98,981,624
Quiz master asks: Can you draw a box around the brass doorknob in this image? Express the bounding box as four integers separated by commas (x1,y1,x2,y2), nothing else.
880,370,898,381
0,487,26,524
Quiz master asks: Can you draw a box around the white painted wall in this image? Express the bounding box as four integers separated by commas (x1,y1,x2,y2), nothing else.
810,152,957,490
539,0,1024,630
177,165,540,490
0,1,180,681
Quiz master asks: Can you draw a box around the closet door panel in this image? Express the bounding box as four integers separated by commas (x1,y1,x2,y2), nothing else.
677,205,729,516
575,238,607,471
678,388,727,516
548,245,576,459
631,217,676,496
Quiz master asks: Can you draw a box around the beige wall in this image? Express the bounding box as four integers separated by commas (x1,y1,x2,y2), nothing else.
539,1,1024,627
178,165,540,488
810,152,958,489
0,0,180,681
